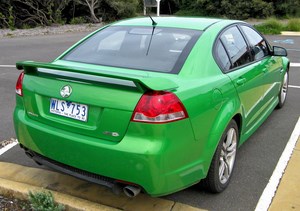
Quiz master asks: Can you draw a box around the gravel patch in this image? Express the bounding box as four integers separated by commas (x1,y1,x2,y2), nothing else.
0,23,104,38
0,195,31,210
0,138,17,149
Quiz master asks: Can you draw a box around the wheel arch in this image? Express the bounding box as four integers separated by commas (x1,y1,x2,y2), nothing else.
201,96,242,176
232,113,243,145
282,57,290,72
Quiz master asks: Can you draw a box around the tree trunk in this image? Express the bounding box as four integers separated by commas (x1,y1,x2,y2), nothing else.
84,0,101,23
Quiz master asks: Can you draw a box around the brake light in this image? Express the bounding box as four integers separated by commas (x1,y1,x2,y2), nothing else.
16,72,24,96
131,91,188,123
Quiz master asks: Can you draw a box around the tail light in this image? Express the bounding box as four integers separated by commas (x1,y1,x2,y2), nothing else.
16,72,24,96
131,91,188,123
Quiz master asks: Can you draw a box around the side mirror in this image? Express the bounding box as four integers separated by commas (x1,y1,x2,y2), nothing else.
273,46,288,56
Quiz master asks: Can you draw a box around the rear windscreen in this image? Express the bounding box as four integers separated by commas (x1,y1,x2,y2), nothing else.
62,26,202,73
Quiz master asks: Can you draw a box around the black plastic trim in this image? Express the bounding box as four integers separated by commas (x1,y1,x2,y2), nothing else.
28,150,116,188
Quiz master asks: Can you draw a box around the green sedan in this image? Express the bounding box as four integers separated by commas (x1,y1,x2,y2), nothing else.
14,17,289,197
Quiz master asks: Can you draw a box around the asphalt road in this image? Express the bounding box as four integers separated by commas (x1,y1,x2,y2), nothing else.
1,32,300,211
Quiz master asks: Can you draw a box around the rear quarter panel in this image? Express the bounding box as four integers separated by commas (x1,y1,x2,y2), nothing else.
175,22,243,174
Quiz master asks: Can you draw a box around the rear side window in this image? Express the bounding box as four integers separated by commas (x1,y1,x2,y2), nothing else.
215,40,231,72
241,26,269,60
220,26,252,69
63,26,202,73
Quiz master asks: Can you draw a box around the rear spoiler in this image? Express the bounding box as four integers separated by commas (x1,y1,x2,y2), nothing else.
16,61,178,91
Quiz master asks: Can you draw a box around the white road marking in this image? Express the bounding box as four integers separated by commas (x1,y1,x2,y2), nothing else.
289,85,300,89
290,63,300,67
0,65,15,68
255,117,300,211
0,139,18,156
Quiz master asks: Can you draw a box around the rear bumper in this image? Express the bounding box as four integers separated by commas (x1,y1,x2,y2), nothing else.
14,107,207,196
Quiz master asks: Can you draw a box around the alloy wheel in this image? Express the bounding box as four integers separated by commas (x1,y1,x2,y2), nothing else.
219,127,237,184
280,72,288,104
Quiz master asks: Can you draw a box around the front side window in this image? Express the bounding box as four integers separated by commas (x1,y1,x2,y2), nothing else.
241,26,269,60
220,26,252,69
63,26,202,73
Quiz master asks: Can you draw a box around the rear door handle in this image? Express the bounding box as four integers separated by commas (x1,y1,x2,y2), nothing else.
262,68,267,73
236,78,246,86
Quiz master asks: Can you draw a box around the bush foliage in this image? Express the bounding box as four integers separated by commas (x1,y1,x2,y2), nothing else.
0,0,139,29
285,18,300,31
254,18,300,34
0,0,300,29
28,191,64,211
176,0,276,19
254,18,284,34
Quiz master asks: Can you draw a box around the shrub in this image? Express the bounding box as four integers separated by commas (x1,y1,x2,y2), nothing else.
175,9,204,16
285,18,300,31
254,18,284,35
22,24,32,29
70,16,87,24
175,0,274,19
28,191,64,211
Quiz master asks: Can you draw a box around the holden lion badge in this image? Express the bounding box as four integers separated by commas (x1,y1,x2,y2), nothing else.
60,85,72,98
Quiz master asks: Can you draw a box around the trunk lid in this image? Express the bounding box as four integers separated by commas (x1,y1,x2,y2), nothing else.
17,60,178,142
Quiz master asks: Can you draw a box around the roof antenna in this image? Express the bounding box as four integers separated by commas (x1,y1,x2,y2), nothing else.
148,14,157,26
146,14,157,56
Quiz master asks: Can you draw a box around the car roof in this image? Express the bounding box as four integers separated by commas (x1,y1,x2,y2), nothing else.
112,17,240,31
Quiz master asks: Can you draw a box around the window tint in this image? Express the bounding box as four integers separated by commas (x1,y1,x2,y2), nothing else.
241,26,269,60
220,26,252,69
63,26,202,73
215,40,231,72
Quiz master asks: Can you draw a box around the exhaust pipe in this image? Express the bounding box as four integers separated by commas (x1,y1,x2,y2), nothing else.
123,185,141,197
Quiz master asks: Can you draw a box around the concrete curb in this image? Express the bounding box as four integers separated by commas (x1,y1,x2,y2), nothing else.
0,178,119,211
268,137,300,211
0,162,205,211
281,31,300,36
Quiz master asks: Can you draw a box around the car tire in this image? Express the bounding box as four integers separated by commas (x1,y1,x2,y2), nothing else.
202,120,239,193
276,71,289,109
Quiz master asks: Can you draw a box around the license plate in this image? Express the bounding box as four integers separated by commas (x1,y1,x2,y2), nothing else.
50,98,88,122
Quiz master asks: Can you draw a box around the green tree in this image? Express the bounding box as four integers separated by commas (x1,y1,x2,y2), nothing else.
104,0,138,19
0,0,15,29
176,0,274,19
267,0,300,17
13,0,70,26
77,0,101,23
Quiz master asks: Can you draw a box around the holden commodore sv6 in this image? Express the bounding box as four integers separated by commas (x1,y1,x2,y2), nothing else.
14,17,289,197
